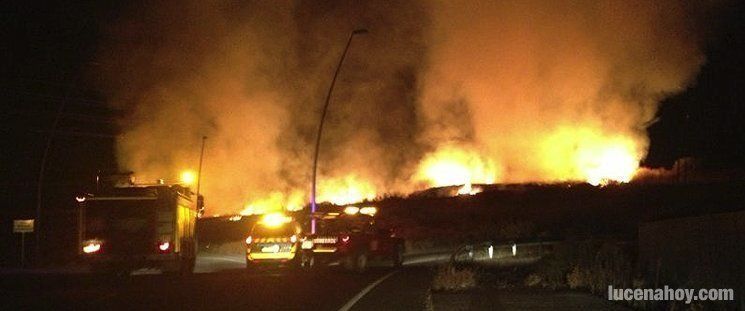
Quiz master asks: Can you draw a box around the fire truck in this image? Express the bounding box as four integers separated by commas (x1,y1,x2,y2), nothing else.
308,206,404,272
76,181,202,275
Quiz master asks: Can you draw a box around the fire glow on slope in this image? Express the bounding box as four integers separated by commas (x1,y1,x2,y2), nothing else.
238,174,376,215
541,127,641,186
316,174,377,205
415,145,498,189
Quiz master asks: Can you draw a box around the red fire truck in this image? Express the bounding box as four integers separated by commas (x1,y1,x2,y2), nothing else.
76,183,202,276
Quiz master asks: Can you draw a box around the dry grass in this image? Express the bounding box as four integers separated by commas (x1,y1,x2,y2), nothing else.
432,265,477,292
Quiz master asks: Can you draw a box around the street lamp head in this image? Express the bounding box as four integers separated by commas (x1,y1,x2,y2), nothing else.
353,29,369,35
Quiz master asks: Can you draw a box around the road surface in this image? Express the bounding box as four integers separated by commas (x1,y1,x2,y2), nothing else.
0,253,627,310
0,254,433,311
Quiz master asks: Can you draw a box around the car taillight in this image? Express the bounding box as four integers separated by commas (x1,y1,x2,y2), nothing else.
340,235,350,243
290,235,297,243
301,239,314,250
245,236,253,245
158,240,171,253
82,240,102,254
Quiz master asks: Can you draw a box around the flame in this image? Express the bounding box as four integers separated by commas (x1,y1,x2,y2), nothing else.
415,145,498,187
541,127,641,186
577,143,639,186
317,174,376,205
456,183,483,196
240,191,304,216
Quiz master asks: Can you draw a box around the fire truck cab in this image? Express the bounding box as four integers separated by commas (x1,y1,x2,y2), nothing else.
76,183,200,275
308,206,404,272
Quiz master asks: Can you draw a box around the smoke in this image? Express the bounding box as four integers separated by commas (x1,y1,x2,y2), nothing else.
96,1,428,214
96,0,713,214
418,0,708,183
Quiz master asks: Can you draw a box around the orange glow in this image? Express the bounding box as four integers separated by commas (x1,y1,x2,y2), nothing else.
541,127,641,186
415,145,498,188
316,174,376,205
456,183,483,196
259,213,292,228
180,170,196,185
240,191,304,216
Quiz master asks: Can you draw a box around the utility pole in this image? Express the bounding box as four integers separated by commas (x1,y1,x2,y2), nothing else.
196,136,207,197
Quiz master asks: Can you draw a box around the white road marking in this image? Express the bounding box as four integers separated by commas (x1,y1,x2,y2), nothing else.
198,255,246,264
338,270,397,311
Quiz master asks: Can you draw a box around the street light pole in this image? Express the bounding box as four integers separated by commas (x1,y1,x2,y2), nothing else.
310,29,368,234
196,135,207,197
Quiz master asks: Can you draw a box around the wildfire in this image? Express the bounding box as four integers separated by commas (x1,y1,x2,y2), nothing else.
317,174,377,205
576,142,639,186
239,191,304,216
542,127,641,186
415,145,498,188
456,183,483,195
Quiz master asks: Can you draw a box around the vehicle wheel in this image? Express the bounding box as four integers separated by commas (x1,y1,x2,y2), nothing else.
342,254,356,271
392,245,404,267
354,253,368,273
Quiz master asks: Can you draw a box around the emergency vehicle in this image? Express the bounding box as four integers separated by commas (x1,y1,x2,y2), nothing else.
244,213,313,270
76,181,201,275
308,206,404,272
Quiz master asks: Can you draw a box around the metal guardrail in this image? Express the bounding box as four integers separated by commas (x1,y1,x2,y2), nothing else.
449,240,563,267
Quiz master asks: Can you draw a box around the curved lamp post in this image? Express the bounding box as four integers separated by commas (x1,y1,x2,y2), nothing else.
310,28,368,234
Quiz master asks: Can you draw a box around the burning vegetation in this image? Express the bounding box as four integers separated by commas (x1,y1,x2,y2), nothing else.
96,0,713,215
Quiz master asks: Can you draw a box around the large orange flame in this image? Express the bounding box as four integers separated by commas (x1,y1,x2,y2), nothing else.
415,145,499,188
541,126,641,186
317,174,377,205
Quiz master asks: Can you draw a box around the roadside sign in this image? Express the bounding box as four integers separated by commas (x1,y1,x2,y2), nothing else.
13,219,34,267
13,219,34,233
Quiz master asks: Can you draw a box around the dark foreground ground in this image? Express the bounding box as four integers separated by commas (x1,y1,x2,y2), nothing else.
0,254,627,311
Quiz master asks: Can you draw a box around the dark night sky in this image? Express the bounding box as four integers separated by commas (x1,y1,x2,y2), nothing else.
2,1,745,215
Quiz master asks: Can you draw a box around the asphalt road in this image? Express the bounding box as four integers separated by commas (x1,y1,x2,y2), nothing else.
0,254,434,311
0,251,625,310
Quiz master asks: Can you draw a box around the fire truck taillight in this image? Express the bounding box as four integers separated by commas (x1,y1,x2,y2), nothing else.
341,235,350,243
158,241,171,252
245,236,253,245
82,240,102,254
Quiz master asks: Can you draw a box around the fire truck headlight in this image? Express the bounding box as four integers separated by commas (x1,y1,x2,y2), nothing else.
82,240,102,254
